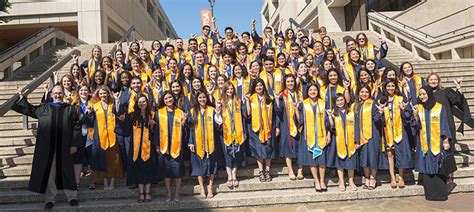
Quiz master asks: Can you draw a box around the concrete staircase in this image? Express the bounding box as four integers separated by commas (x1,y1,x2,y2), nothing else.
0,31,473,211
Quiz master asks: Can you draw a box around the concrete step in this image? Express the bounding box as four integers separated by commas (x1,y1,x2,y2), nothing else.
0,145,34,157
0,122,37,131
1,177,473,211
0,137,36,147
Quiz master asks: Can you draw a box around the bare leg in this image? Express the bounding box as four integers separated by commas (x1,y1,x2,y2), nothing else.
145,184,151,201
109,177,115,190
285,157,296,180
174,178,182,201
197,176,206,198
310,166,321,190
296,165,304,179
398,168,405,188
225,167,233,187
232,168,239,187
348,170,357,190
265,160,272,181
103,178,109,190
73,164,83,186
387,150,396,188
319,166,327,190
337,168,345,191
138,184,144,202
207,175,215,198
363,168,370,188
164,178,172,201
369,169,378,188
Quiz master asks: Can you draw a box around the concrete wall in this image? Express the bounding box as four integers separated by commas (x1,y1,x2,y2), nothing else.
394,0,474,28
0,0,177,44
417,7,474,37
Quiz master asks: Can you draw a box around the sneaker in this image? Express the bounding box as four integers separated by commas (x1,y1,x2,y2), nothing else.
44,202,54,210
264,170,272,182
69,199,79,207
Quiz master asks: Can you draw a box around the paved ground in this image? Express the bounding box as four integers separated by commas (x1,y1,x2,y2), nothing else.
216,193,474,212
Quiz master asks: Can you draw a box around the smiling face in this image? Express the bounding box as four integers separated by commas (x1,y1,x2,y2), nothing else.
264,60,274,72
71,65,80,77
323,60,332,71
357,35,366,46
359,71,370,84
335,96,345,109
209,67,217,79
307,85,319,99
359,87,370,101
192,78,202,90
94,71,104,85
349,50,360,62
419,88,428,103
328,70,338,85
92,48,101,59
297,63,307,77
79,86,89,99
365,60,375,71
137,96,148,110
226,84,235,97
62,77,72,90
131,43,139,52
131,78,142,92
197,93,208,107
234,66,242,78
387,70,396,80
98,88,109,102
48,86,63,103
139,50,148,60
385,82,396,96
255,82,264,95
183,65,192,78
120,72,131,87
171,82,181,95
164,93,174,107
402,63,413,76
346,40,356,51
131,59,141,71
277,55,286,66
217,76,226,88
285,76,295,91
427,74,439,88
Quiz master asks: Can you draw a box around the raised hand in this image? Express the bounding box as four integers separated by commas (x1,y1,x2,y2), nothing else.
399,101,407,111
251,19,256,26
309,28,314,35
325,109,334,117
244,94,250,102
376,102,387,113
85,105,92,114
412,105,419,118
113,91,122,100
189,144,195,152
343,80,351,89
181,112,188,123
17,86,29,97
212,16,217,23
443,139,450,150
190,33,197,39
118,114,126,121
71,54,79,63
43,84,50,93
454,78,462,90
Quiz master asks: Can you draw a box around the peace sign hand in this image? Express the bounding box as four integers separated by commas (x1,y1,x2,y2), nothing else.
399,101,407,111
17,86,29,98
454,78,462,90
412,105,419,117
376,102,387,113
343,80,351,89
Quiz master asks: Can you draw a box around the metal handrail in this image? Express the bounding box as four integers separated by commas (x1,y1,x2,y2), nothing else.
0,49,80,117
106,25,136,55
0,26,56,62
416,6,474,30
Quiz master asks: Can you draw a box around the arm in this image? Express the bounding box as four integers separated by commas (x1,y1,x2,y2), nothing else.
11,96,39,119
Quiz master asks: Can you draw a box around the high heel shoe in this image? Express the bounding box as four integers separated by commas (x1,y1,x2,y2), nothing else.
138,193,145,203
314,182,322,192
144,192,151,203
398,177,405,189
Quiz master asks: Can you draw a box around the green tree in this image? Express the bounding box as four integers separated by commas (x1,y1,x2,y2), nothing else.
0,0,11,23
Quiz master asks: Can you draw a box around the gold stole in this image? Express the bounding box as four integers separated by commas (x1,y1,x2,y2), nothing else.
212,89,222,102
231,76,251,98
210,54,222,67
144,62,153,80
406,74,423,97
130,70,149,83
88,59,98,79
197,36,214,53
223,100,244,146
360,43,375,61
335,109,356,159
250,94,273,143
132,111,154,161
345,62,357,86
383,95,403,148
193,107,215,159
158,108,184,158
320,85,345,109
260,70,283,95
93,102,116,150
303,99,326,149
165,69,178,82
418,103,442,156
359,99,373,146
283,90,299,137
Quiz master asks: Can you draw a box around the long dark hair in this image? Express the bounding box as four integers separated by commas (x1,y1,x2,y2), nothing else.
332,93,349,116
191,91,213,126
303,82,321,100
158,90,177,109
323,68,343,86
248,78,272,103
132,95,152,128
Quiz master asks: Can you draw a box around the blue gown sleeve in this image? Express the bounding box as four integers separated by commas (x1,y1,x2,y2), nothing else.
297,103,304,128
81,60,88,69
440,107,452,140
273,101,281,129
251,29,262,43
152,112,159,146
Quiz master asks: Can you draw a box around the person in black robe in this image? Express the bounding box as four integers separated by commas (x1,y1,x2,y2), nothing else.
12,85,82,209
427,73,472,183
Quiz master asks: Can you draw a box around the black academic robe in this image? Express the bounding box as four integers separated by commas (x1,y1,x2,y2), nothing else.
12,97,82,193
433,88,471,146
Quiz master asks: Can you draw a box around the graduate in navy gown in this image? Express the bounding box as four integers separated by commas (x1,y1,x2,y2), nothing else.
295,83,331,192
413,86,452,201
355,84,383,190
218,81,247,189
188,91,222,199
156,91,187,202
326,94,359,192
244,78,280,182
277,74,304,180
378,79,414,189
127,95,158,203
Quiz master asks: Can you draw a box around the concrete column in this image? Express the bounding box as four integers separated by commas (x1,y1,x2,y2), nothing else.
24,54,30,66
77,0,107,44
451,48,461,59
39,45,44,56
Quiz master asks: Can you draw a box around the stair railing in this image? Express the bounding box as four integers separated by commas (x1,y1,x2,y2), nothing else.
0,25,136,130
0,27,84,80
